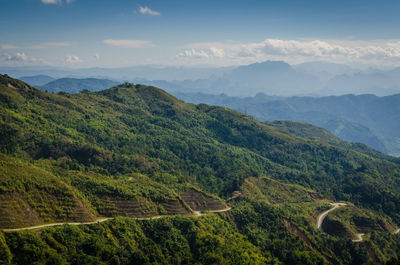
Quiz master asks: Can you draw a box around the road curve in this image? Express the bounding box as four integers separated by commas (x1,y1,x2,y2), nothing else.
316,203,347,230
395,229,400,234
2,207,232,232
352,233,365,242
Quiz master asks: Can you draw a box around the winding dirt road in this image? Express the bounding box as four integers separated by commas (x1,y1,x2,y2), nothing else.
2,218,111,232
208,207,232,213
352,233,365,242
316,203,347,230
395,229,400,234
2,207,232,232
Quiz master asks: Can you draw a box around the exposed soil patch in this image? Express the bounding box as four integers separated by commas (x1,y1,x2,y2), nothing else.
308,192,323,200
97,196,158,218
365,243,381,264
180,189,226,211
226,191,243,202
98,195,191,218
161,197,191,215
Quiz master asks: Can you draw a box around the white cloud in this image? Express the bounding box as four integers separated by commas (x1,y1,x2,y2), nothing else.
65,55,83,63
1,52,48,65
94,53,100,60
41,0,61,4
138,6,160,16
5,52,28,62
177,47,225,59
177,39,400,66
103,39,153,48
41,0,74,4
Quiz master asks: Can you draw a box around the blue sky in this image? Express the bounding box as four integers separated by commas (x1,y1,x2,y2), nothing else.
1,0,400,67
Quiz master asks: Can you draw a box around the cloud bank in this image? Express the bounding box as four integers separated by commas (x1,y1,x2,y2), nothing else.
177,38,400,66
5,52,28,62
1,52,48,65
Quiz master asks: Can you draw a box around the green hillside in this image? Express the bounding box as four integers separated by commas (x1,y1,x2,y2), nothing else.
176,92,400,156
265,120,400,163
1,74,400,264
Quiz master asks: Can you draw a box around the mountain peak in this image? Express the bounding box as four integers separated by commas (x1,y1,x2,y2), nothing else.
238,60,293,72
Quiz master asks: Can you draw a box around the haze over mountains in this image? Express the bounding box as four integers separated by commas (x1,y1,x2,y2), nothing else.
7,60,400,97
19,75,55,86
40,78,119,94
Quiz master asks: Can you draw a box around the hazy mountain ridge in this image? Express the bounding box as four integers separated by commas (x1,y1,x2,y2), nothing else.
150,61,400,97
5,60,400,97
1,65,232,82
19,75,55,86
40,77,119,93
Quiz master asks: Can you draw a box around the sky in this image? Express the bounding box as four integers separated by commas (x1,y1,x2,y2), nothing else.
1,0,400,68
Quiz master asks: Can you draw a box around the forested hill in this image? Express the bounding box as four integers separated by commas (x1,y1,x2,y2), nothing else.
265,120,400,164
1,74,400,264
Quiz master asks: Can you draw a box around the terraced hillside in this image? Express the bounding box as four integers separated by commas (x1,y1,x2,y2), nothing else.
180,189,226,211
1,74,400,264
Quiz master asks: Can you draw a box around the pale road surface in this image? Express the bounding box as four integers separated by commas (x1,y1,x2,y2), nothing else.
316,203,347,229
395,229,400,234
2,218,111,232
352,233,365,242
208,207,232,213
2,207,232,232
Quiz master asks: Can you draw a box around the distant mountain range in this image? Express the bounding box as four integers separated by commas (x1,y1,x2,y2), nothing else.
134,61,400,97
19,75,55,86
1,65,232,81
4,60,400,97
